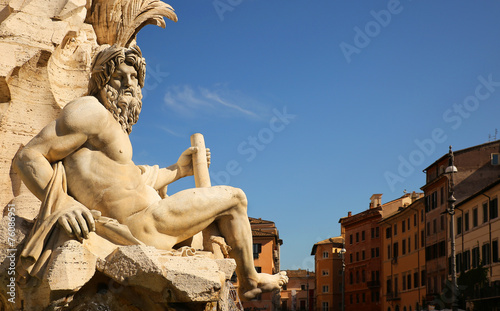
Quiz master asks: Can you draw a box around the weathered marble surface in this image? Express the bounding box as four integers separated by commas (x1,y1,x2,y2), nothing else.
0,1,287,310
18,239,236,310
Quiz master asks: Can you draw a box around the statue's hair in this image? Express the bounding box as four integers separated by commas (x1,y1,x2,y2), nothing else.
88,45,146,96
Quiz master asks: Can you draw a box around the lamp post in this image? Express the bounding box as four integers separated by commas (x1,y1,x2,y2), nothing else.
339,243,346,311
306,269,309,311
445,146,458,311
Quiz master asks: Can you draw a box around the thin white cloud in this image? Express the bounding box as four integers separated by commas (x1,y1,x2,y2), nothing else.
156,125,184,138
163,84,264,120
200,88,258,118
164,85,214,118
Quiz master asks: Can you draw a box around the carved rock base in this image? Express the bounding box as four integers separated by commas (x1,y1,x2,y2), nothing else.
13,242,237,311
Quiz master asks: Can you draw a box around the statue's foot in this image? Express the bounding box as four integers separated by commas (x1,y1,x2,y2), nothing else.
239,271,288,301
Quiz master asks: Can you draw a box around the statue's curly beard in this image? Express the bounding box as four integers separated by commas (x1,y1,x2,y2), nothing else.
101,84,143,134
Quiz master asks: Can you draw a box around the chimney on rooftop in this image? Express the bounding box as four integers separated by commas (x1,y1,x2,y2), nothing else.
370,194,383,209
348,211,352,217
411,191,419,201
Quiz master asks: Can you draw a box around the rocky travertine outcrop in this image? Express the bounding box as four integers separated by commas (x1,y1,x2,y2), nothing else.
18,240,236,310
0,3,97,309
0,2,241,310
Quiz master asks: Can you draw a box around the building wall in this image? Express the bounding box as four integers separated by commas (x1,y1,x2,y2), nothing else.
238,217,282,311
424,142,500,203
381,199,426,311
280,270,315,311
242,234,278,311
251,217,282,274
421,177,448,300
331,247,343,311
254,236,277,274
452,182,500,308
343,211,382,311
422,141,500,304
341,193,422,311
314,243,343,311
310,237,344,311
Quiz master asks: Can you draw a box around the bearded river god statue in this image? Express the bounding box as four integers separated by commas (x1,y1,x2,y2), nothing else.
0,1,287,310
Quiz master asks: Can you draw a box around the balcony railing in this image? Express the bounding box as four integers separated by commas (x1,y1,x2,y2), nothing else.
386,291,400,301
466,283,500,301
367,280,381,288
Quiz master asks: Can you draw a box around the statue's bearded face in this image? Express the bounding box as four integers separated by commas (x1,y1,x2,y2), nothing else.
101,62,143,134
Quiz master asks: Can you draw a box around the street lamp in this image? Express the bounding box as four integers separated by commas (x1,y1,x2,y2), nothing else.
339,243,346,311
445,146,458,311
306,269,309,311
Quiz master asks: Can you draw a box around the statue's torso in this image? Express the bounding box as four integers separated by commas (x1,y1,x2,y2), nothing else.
62,103,158,223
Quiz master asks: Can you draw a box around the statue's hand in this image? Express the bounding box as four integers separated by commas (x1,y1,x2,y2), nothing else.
57,201,96,241
176,147,211,178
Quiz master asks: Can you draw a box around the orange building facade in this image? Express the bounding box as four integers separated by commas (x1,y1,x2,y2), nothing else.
380,198,426,311
280,269,315,311
311,237,344,311
421,141,500,305
237,217,283,311
340,193,422,311
327,141,500,311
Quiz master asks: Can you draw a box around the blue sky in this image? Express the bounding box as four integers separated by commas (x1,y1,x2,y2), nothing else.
131,0,500,270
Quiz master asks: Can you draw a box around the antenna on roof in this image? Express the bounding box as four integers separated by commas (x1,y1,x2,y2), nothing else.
488,129,498,142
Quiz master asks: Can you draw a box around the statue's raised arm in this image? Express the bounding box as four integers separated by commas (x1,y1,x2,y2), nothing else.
4,1,287,309
15,43,287,304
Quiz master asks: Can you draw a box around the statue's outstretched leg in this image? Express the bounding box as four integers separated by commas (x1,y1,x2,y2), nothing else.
125,185,288,300
196,187,288,300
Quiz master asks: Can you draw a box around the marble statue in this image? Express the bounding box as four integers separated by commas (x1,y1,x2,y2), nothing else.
13,44,288,301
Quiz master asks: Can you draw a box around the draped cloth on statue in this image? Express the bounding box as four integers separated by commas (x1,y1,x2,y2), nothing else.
18,162,160,283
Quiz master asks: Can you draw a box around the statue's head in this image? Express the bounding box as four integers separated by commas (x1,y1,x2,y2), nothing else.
89,45,146,134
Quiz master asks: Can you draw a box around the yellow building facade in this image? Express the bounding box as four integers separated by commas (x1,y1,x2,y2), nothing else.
380,198,426,311
451,179,500,309
421,141,500,305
